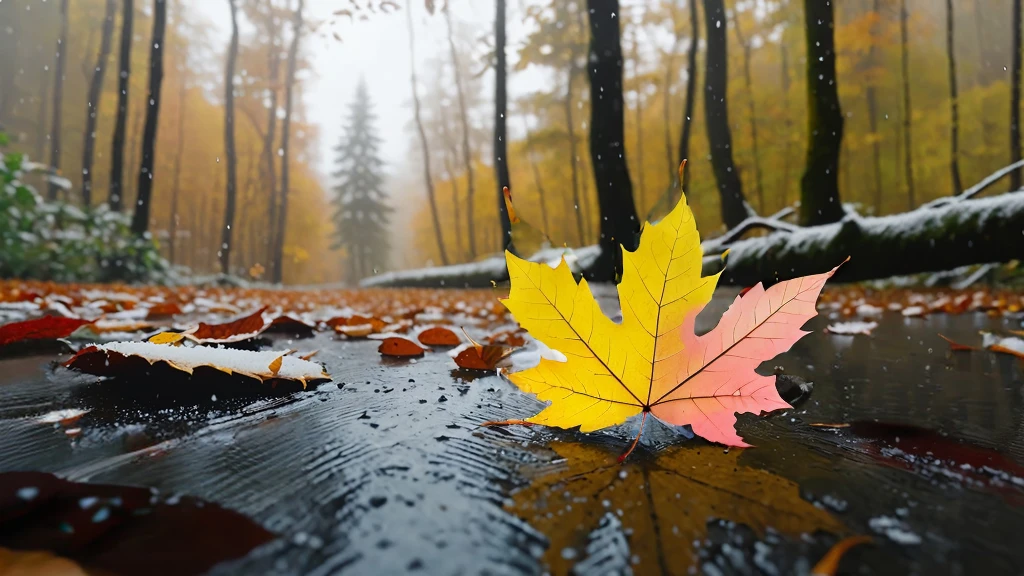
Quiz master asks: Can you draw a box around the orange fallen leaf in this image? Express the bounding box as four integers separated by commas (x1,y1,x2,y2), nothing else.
810,535,873,575
417,326,460,346
149,331,187,345
0,548,87,576
938,334,977,351
378,337,425,357
144,301,183,319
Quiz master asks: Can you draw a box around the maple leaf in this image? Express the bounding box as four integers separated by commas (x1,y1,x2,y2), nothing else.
509,441,845,574
500,192,842,447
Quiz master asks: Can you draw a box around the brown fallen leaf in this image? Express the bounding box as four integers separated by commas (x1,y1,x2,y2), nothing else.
187,307,269,343
417,326,460,346
0,471,275,576
65,341,329,388
144,302,183,319
452,344,513,371
265,315,316,338
509,442,845,574
811,535,873,575
378,337,425,357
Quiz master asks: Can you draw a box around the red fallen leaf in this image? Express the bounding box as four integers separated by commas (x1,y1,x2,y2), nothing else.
0,316,92,347
325,315,386,333
938,333,977,351
453,344,513,371
189,307,268,343
417,326,460,346
0,471,275,576
378,337,426,357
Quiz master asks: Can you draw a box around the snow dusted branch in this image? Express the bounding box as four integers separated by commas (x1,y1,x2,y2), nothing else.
921,159,1024,209
701,206,798,255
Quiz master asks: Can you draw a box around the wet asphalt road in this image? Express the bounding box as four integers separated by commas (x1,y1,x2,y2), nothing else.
0,290,1023,575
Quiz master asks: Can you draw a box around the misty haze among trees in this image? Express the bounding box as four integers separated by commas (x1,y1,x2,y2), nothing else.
1,0,1022,285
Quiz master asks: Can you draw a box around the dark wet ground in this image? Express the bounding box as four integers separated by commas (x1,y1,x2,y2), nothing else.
1,289,1023,575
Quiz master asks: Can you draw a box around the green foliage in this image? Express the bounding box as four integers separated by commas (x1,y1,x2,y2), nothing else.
0,137,169,283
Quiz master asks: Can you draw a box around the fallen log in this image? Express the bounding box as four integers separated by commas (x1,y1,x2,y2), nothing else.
709,190,1024,286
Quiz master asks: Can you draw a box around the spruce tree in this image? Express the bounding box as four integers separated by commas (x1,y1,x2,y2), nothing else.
331,80,392,281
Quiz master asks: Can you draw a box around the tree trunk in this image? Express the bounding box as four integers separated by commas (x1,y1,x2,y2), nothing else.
565,64,585,246
799,0,844,226
47,0,69,201
780,40,793,208
702,0,747,228
1011,0,1022,190
678,0,699,196
901,0,916,208
35,64,50,162
715,192,1024,286
523,125,551,236
440,113,465,259
629,25,646,212
866,0,883,214
130,0,165,236
662,8,681,181
946,0,963,195
443,4,477,260
406,0,448,265
272,0,304,283
494,0,512,251
731,9,765,214
109,0,133,211
125,108,142,207
261,0,281,266
81,0,116,207
220,0,240,275
585,0,640,279
169,73,186,265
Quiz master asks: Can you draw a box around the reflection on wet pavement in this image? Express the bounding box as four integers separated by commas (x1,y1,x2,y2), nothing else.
0,300,1022,574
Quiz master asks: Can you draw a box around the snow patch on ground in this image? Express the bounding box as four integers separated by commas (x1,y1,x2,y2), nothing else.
92,341,327,381
826,321,878,335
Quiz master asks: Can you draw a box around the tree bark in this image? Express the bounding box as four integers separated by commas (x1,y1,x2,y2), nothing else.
443,4,477,260
35,63,51,162
678,0,699,196
406,0,448,265
799,0,844,226
1011,0,1022,190
130,0,165,236
946,0,963,195
220,0,240,275
714,192,1024,287
168,72,186,265
109,0,133,211
494,0,512,251
272,0,304,283
47,0,69,201
866,0,883,214
702,0,747,228
81,0,116,207
731,8,764,213
900,0,916,208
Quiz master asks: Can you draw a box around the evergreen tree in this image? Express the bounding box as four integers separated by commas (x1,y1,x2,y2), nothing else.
331,80,392,281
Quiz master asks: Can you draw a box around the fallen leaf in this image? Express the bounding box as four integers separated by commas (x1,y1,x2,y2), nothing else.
452,342,514,371
509,442,844,574
378,337,426,357
811,535,873,575
144,302,183,319
500,192,841,447
148,332,186,345
0,471,275,575
826,321,878,335
417,326,460,346
938,333,977,351
65,341,329,388
187,307,268,343
0,316,92,347
981,332,1024,359
268,355,284,376
265,315,316,338
335,324,375,338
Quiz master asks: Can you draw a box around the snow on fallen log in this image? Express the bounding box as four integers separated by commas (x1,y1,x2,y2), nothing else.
360,245,601,288
708,190,1024,286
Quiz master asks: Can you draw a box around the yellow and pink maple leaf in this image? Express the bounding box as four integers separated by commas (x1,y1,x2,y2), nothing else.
499,190,841,448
